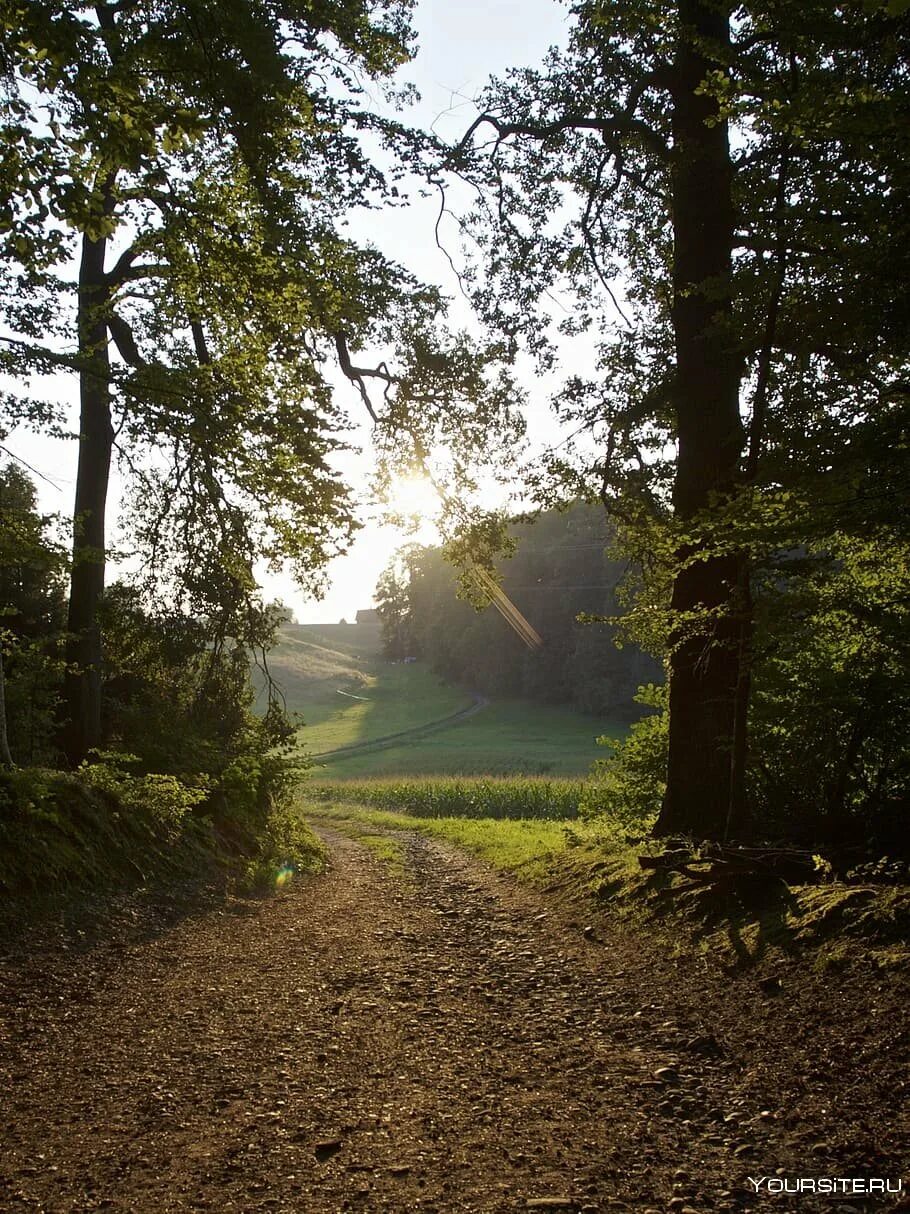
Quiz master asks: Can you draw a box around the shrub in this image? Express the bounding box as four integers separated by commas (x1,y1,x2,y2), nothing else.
580,683,667,834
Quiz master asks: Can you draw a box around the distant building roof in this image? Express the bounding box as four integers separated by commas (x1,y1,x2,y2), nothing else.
355,608,379,624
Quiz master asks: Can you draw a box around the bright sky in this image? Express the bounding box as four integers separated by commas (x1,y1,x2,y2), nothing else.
4,0,571,625
275,0,572,623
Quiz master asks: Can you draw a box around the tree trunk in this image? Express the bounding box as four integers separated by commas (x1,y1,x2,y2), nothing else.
654,0,747,841
63,224,114,766
0,646,13,768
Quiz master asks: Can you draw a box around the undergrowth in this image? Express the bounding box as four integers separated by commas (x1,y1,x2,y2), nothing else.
0,762,324,917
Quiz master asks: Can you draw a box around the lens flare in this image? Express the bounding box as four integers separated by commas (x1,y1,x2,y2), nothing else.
275,864,295,888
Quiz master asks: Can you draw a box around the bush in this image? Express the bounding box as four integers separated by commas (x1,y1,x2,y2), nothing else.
0,764,215,898
580,683,667,834
748,532,910,851
78,752,210,830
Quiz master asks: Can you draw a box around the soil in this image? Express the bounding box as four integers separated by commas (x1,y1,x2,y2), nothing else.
0,823,907,1213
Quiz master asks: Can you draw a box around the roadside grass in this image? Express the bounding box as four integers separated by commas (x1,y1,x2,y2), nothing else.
307,802,584,885
319,699,624,778
353,831,408,877
305,797,910,972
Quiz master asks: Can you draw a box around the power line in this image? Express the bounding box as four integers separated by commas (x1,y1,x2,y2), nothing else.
509,543,612,552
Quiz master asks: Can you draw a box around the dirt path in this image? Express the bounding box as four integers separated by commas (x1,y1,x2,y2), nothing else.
0,825,906,1213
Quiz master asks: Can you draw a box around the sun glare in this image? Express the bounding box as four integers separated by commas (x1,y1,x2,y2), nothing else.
385,474,441,525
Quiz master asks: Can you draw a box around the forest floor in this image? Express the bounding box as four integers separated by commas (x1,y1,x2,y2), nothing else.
0,823,907,1214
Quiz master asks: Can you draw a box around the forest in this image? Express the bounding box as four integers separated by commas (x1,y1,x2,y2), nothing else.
1,0,908,889
1,2,909,1210
376,503,661,717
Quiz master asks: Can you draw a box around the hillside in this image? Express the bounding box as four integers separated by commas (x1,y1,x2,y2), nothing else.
256,622,627,777
255,621,386,727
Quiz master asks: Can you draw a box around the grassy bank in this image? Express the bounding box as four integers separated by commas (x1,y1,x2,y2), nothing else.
0,765,325,925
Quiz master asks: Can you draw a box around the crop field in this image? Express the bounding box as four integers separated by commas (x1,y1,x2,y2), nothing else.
308,774,586,818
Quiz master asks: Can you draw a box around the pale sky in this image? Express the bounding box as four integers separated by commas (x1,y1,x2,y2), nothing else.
276,0,572,623
4,0,572,625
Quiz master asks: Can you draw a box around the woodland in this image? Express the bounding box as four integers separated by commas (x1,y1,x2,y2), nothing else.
0,0,908,895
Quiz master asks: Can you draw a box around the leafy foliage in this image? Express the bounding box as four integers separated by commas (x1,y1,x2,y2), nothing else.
379,503,660,716
0,463,67,764
581,684,667,835
442,0,910,842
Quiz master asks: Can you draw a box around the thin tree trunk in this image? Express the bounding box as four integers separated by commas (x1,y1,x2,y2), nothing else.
654,0,746,841
0,647,13,767
727,555,752,840
63,220,114,766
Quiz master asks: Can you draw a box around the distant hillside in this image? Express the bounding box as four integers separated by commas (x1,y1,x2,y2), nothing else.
254,622,472,753
254,621,383,722
254,619,629,777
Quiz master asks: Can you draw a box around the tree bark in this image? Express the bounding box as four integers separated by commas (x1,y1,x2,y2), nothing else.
654,0,747,840
0,647,13,768
63,222,114,766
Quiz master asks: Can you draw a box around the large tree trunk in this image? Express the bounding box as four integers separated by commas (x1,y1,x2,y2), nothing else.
654,0,748,841
63,225,114,766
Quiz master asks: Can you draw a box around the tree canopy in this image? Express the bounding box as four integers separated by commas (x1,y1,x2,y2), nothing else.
1,0,519,761
445,0,910,842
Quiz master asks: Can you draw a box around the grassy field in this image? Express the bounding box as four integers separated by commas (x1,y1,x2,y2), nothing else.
256,622,472,751
259,622,625,778
254,621,385,728
301,664,471,755
316,699,622,777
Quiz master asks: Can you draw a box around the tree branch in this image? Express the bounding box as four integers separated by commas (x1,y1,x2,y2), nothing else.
191,319,211,366
107,312,145,367
456,110,669,162
334,333,396,423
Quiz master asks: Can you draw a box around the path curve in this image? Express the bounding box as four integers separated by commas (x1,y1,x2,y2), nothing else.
309,694,490,764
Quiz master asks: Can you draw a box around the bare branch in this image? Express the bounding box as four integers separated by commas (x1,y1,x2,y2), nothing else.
455,108,669,163
191,319,211,366
334,332,397,423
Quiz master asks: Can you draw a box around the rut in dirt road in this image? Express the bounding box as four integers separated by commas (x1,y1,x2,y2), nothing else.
0,825,906,1213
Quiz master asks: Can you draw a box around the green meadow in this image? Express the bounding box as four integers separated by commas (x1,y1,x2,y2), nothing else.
259,622,625,779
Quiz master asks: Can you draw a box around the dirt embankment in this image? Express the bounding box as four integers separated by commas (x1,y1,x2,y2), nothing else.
0,825,907,1213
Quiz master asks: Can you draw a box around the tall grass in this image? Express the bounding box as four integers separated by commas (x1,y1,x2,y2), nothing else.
308,774,583,820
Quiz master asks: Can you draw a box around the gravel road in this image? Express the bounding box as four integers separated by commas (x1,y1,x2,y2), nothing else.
0,824,906,1212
